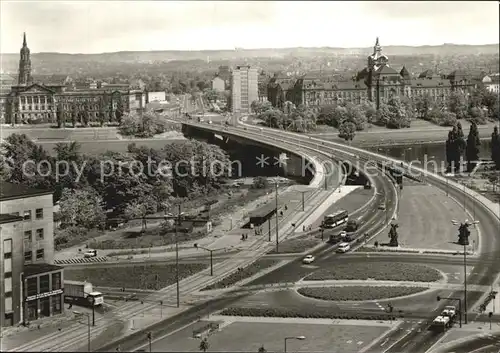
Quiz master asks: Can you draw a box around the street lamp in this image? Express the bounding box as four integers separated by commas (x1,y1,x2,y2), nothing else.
193,244,224,276
147,332,152,352
73,311,91,352
284,336,306,352
437,296,462,328
451,219,479,325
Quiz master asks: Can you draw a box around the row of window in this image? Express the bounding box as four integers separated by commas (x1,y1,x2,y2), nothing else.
4,239,13,312
24,249,45,262
14,208,44,221
24,228,44,241
26,273,61,296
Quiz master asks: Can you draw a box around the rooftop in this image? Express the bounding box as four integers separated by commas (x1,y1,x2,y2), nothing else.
0,182,53,202
0,213,24,224
24,263,63,277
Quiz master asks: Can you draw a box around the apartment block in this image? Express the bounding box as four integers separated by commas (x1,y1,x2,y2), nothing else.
231,65,258,114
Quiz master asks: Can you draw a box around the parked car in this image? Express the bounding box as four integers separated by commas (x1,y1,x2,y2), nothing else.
336,242,351,253
302,255,315,264
378,204,386,210
84,249,98,258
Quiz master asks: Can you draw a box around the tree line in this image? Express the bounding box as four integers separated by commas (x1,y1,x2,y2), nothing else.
0,134,231,230
445,122,500,172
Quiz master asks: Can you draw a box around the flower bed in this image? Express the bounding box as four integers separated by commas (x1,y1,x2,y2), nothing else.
304,262,441,282
64,263,208,290
201,259,280,291
297,286,427,301
219,307,393,321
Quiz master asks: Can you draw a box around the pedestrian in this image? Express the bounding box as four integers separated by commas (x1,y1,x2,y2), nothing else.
303,225,306,232
285,205,288,211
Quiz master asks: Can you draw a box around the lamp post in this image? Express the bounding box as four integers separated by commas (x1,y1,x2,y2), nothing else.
437,296,462,328
147,332,152,352
274,178,279,253
73,311,91,351
284,336,306,352
193,245,224,276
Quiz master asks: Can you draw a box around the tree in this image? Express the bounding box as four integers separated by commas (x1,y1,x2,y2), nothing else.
124,195,158,230
491,126,500,170
118,110,172,138
98,96,107,127
466,121,481,172
429,109,457,126
415,93,433,119
259,108,285,129
375,103,391,127
338,121,356,142
258,346,267,353
388,224,399,247
199,338,209,352
468,106,487,125
115,99,124,123
58,187,106,229
252,176,269,189
345,103,367,131
447,91,468,120
204,89,219,103
386,96,411,129
360,101,377,124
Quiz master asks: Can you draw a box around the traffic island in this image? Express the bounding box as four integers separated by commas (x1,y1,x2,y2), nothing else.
64,263,208,290
201,259,281,291
296,286,428,301
266,236,321,254
303,262,442,282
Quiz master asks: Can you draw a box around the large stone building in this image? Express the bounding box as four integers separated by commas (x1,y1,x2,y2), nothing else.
1,183,63,327
0,33,147,126
267,38,484,109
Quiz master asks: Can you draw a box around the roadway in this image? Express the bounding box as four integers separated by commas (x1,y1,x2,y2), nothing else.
436,333,500,353
12,115,346,352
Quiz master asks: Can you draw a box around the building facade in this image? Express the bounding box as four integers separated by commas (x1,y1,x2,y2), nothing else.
0,183,64,327
211,76,225,92
267,38,483,110
231,65,258,114
1,33,146,125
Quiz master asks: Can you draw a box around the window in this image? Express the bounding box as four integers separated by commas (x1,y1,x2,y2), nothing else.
23,210,32,221
52,295,62,315
4,277,12,292
24,230,32,242
24,251,32,262
36,208,44,219
26,277,38,296
40,275,50,293
36,228,44,240
36,249,44,260
52,272,61,290
5,297,13,312
3,239,12,254
4,258,12,273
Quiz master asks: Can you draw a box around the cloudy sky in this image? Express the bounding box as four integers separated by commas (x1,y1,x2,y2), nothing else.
1,1,498,54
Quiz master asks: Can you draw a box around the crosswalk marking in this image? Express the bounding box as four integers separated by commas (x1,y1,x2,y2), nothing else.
54,256,108,265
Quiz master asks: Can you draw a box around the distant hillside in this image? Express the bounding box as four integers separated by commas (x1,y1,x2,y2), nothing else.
1,43,498,75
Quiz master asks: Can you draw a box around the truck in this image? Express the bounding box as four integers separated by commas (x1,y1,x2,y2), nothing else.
64,280,104,307
344,219,359,232
441,305,457,325
430,315,451,332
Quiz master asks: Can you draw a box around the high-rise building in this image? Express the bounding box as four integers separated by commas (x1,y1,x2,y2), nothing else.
1,183,64,327
231,65,258,115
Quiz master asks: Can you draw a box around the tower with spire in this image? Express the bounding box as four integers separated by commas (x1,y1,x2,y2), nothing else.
18,32,33,85
367,37,389,71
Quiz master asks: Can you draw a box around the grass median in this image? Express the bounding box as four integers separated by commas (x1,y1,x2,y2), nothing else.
64,263,208,290
305,262,442,282
267,236,320,254
297,286,428,301
201,259,281,291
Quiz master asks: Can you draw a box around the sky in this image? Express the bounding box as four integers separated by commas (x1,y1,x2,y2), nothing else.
1,1,499,54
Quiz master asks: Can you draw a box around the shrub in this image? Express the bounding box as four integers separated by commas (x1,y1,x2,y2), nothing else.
305,262,441,282
297,286,427,301
201,259,279,290
54,227,102,251
219,306,395,321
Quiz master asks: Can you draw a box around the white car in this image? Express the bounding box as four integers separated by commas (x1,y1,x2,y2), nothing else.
378,204,386,211
339,230,347,238
302,255,315,264
336,242,351,253
84,249,97,258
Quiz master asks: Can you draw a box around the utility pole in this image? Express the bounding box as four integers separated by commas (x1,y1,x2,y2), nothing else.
175,204,181,308
275,180,279,253
464,241,468,324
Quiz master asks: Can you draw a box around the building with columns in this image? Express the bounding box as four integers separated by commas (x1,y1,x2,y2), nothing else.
1,33,146,126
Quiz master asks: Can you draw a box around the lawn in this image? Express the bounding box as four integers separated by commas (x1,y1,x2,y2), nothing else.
150,321,389,353
64,263,208,290
267,236,320,254
201,259,280,291
297,286,427,301
304,262,442,282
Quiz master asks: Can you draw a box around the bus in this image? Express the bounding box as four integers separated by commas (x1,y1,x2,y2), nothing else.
323,210,348,229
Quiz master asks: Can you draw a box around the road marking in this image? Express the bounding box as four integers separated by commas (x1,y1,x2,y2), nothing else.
347,340,353,344
380,338,389,347
357,341,364,345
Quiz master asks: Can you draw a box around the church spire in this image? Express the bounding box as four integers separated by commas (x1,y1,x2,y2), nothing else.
18,32,32,85
374,37,382,53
